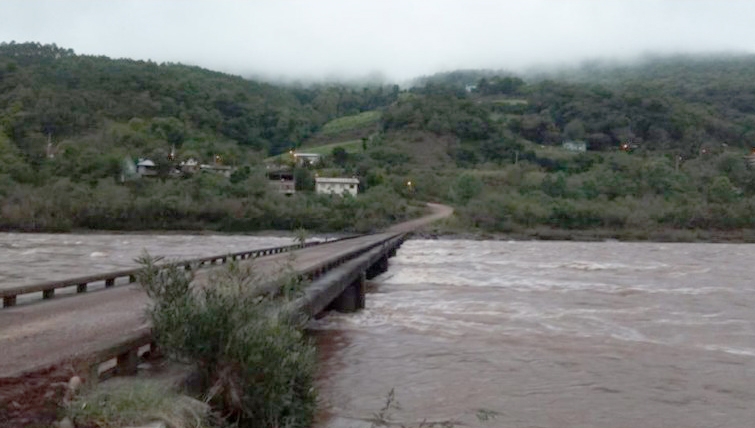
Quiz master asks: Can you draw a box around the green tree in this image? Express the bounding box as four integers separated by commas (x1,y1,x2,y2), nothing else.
331,146,348,167
707,176,738,203
451,173,483,203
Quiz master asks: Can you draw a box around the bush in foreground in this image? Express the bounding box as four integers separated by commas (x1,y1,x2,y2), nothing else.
137,256,317,428
66,379,214,428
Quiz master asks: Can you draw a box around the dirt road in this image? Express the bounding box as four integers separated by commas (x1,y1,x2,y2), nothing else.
387,203,453,233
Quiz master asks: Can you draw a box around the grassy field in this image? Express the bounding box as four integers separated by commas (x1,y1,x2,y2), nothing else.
265,139,365,162
299,139,364,155
320,110,381,136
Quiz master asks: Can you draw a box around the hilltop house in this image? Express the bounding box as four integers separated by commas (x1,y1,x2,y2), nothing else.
315,177,359,196
562,140,587,152
268,170,296,195
179,158,200,174
200,163,234,177
136,159,157,177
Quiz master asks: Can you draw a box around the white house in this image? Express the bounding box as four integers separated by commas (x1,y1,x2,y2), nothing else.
562,140,587,152
200,164,234,177
267,170,296,195
136,159,157,177
315,177,359,196
179,158,200,174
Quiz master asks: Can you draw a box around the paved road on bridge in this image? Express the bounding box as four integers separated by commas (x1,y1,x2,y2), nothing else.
0,204,452,377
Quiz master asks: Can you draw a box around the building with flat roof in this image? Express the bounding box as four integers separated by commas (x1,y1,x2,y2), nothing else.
315,177,359,196
136,159,157,177
268,170,296,195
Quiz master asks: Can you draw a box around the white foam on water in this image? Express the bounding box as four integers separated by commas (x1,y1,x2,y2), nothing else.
702,345,755,357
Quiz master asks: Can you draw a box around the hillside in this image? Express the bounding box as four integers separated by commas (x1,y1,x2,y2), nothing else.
2,42,755,239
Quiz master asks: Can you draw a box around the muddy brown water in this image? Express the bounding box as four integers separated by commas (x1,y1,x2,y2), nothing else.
0,232,305,289
3,234,754,427
311,239,755,428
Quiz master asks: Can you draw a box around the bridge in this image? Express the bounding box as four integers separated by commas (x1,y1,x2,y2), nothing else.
0,204,451,385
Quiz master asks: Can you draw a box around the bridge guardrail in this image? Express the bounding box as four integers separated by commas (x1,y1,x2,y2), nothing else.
294,233,408,316
0,235,360,308
41,232,407,383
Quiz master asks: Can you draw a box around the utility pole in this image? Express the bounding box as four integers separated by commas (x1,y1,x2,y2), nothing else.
46,132,54,159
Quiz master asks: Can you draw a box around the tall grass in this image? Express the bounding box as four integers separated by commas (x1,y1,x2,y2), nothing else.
66,379,215,428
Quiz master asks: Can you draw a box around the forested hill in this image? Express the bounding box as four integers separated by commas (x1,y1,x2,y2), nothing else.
3,41,755,237
0,42,398,165
404,54,755,158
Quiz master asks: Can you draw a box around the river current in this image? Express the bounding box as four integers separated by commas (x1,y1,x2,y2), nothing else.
312,239,755,428
2,234,754,427
0,232,299,288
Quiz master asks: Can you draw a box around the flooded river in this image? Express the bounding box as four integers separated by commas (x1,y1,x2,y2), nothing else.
312,239,755,428
3,234,754,427
0,232,298,288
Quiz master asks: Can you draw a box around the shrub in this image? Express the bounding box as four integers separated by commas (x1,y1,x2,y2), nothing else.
66,379,215,428
137,256,317,427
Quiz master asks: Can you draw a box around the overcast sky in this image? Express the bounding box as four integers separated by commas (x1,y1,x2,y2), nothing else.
1,0,754,82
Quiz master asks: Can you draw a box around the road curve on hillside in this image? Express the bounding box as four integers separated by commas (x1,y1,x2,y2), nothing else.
387,203,453,233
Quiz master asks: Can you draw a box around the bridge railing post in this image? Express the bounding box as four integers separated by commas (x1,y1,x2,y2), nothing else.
3,295,17,307
115,348,139,376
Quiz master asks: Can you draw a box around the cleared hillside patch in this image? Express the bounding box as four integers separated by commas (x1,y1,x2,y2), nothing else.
300,139,364,155
320,110,381,136
265,139,365,163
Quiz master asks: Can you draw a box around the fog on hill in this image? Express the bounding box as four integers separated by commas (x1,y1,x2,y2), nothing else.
1,0,755,82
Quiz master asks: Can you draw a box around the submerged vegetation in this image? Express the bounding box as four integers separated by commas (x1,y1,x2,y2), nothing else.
2,42,755,239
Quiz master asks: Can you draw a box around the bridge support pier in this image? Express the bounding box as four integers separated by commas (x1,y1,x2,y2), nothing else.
366,255,389,279
328,273,366,313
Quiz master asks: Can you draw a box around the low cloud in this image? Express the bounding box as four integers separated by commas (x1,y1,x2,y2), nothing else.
1,0,754,82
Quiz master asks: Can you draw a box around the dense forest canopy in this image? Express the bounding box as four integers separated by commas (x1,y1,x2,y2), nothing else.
2,42,755,238
0,42,399,162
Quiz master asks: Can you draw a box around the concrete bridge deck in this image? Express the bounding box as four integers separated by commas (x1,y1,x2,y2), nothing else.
0,232,399,378
0,204,451,381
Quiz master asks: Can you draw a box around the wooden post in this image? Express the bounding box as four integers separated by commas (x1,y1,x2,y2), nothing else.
115,349,139,376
